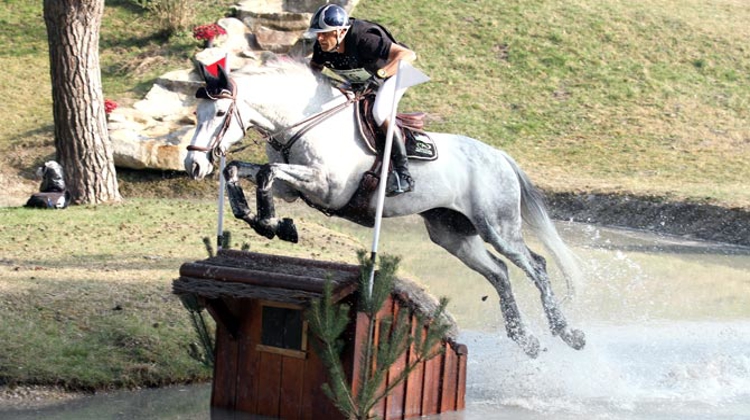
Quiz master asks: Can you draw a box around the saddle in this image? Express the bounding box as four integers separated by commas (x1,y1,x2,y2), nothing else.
319,94,438,227
355,93,438,161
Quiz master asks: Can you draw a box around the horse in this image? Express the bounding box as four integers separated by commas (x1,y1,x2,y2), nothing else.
183,59,585,358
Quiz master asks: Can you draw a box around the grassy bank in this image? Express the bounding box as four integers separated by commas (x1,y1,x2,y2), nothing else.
1,0,749,207
0,199,365,391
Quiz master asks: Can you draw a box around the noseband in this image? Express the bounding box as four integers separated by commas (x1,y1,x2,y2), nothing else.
186,80,247,161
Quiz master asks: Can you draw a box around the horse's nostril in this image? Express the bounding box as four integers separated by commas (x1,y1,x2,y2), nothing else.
191,162,201,179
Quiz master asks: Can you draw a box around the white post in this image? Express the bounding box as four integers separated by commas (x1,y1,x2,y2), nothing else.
217,53,229,252
367,61,405,298
216,154,227,251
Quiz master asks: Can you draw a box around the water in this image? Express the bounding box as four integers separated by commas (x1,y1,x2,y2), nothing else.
2,219,749,419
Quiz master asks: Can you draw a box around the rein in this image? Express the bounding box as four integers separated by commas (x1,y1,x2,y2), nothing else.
261,90,365,162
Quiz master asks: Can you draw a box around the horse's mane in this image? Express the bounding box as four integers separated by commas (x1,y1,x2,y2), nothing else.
233,56,323,85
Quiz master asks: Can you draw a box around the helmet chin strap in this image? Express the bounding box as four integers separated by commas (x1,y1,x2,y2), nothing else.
334,28,346,51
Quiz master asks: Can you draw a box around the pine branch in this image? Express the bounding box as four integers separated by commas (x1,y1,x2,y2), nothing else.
306,279,357,416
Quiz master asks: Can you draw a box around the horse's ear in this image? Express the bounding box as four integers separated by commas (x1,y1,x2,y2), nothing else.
217,64,230,88
194,60,225,99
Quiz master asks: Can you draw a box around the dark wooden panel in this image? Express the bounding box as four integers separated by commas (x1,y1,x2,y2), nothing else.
301,348,345,420
256,351,283,417
279,357,306,419
439,345,458,412
211,323,237,409
235,300,261,413
403,315,424,418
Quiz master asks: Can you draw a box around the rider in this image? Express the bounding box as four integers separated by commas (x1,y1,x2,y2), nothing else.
307,4,417,196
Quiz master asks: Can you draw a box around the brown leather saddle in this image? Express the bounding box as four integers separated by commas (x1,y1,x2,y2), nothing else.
311,94,437,227
355,93,438,161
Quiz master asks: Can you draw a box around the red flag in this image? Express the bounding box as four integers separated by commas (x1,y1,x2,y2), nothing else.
204,56,227,77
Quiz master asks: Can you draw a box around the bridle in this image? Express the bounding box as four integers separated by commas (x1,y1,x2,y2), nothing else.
186,80,247,162
188,74,371,163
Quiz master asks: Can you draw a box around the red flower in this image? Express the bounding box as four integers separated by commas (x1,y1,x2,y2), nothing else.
104,99,118,115
193,23,227,41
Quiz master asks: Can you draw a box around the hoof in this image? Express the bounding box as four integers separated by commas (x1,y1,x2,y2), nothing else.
517,334,541,359
251,218,276,240
560,328,586,350
277,218,298,243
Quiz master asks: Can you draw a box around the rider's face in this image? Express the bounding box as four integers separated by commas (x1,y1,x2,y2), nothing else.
317,29,343,52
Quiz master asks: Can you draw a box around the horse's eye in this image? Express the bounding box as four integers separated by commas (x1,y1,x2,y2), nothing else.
217,110,227,117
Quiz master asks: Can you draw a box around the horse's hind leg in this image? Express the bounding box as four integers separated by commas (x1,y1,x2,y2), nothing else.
421,209,541,358
478,218,585,351
527,249,585,349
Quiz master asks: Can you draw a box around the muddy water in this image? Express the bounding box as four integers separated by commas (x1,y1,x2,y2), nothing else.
2,214,749,419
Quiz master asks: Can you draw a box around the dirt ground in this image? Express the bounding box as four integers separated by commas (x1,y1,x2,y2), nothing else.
4,165,749,247
547,192,750,247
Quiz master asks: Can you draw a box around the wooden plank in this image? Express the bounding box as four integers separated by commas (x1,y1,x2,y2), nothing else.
256,351,283,417
205,298,240,338
420,338,443,416
384,303,407,420
403,314,424,418
210,319,239,409
279,357,306,419
349,310,371,397
234,300,261,413
439,344,458,412
371,296,394,418
302,346,345,420
456,344,468,410
180,264,332,292
300,345,319,420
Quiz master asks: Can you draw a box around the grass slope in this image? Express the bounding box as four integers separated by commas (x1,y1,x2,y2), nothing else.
0,199,365,390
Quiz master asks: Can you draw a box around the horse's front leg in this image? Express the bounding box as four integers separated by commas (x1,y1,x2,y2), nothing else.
223,161,294,241
253,164,298,243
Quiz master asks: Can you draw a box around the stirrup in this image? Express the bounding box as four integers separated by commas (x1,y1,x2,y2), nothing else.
386,171,413,197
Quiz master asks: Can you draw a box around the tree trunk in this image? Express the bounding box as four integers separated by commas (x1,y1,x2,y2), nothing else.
43,0,121,204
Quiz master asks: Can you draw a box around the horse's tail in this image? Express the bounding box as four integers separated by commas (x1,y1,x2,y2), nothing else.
502,152,582,298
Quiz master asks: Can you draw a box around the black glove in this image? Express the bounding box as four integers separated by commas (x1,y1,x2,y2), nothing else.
366,75,385,89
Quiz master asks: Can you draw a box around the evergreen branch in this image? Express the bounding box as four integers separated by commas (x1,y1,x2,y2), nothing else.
306,279,357,416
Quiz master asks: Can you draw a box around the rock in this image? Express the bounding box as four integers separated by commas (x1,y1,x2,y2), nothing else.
106,0,360,172
254,25,303,53
215,17,251,54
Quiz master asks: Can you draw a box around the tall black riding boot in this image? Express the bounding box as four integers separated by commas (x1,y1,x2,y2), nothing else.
385,130,414,197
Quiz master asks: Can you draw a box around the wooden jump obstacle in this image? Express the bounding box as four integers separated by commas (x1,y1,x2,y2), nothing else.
173,249,467,419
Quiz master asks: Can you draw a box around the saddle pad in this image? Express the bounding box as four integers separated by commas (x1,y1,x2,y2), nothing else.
355,97,438,161
405,131,438,161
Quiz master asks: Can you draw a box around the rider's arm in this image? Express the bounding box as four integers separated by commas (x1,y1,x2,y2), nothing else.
377,43,417,78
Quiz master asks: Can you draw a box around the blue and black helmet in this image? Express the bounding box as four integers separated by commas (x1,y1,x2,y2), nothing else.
308,4,350,33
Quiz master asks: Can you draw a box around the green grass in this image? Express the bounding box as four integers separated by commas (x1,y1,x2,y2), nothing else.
0,199,365,390
359,0,750,206
3,0,750,206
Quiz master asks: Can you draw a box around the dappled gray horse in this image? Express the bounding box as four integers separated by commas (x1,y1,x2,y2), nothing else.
184,60,585,357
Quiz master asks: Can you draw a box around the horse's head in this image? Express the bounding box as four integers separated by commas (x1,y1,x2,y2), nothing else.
184,64,248,180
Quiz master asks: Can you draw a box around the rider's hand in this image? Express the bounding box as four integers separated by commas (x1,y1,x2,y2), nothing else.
366,75,384,89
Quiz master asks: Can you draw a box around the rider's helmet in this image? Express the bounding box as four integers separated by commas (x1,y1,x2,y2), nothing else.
308,4,350,33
